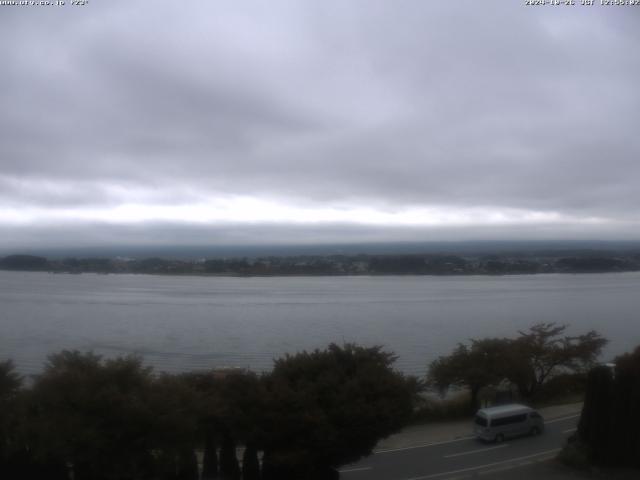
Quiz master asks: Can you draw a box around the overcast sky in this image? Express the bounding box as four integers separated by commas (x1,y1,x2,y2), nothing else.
1,0,638,249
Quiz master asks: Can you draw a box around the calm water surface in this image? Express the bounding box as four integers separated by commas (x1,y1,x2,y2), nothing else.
1,271,639,376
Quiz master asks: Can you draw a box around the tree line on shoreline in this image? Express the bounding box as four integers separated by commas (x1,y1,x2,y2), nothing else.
0,344,418,480
0,324,613,479
1,251,640,276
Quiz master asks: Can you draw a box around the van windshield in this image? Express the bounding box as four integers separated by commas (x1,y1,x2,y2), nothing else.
475,415,487,427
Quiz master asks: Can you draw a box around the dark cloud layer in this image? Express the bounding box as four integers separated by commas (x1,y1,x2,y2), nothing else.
1,1,639,246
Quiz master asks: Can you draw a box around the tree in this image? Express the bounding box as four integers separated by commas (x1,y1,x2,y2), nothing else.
427,338,511,413
260,343,418,479
427,324,607,409
0,360,70,479
31,351,163,480
0,254,48,271
147,373,201,479
576,365,614,464
215,371,266,450
181,369,265,480
0,360,21,398
609,345,640,467
508,323,607,398
573,345,640,468
0,360,25,478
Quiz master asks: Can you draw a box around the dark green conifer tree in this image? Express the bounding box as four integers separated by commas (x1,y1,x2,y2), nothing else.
577,365,614,464
610,347,640,467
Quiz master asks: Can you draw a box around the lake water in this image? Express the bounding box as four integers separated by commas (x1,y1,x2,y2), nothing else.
1,271,639,376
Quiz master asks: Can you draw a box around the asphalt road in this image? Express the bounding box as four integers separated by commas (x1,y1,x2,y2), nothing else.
339,414,579,480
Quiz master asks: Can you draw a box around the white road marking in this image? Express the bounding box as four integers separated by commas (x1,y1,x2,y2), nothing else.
562,427,577,434
546,414,579,424
403,448,561,480
443,443,509,459
376,436,476,454
338,466,372,473
479,463,525,476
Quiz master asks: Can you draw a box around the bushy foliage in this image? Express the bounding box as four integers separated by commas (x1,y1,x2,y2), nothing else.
411,391,473,422
31,351,161,480
533,373,587,403
510,323,607,398
427,323,607,411
0,360,22,398
576,366,614,464
260,343,419,478
428,338,511,412
0,343,418,479
0,361,25,478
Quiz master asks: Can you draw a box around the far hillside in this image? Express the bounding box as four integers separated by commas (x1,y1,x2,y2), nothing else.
2,245,640,276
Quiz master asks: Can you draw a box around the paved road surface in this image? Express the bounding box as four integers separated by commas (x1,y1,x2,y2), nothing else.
340,414,579,480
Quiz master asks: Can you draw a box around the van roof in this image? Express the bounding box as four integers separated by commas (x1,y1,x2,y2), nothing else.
476,404,533,417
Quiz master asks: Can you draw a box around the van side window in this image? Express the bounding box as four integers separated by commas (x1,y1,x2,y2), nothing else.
491,413,527,426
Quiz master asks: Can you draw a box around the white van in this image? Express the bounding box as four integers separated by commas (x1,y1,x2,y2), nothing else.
474,404,544,442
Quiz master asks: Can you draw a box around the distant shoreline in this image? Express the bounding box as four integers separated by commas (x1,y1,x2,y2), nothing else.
2,250,639,277
28,271,640,281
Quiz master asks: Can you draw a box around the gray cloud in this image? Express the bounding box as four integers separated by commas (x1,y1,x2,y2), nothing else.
1,1,639,246
2,219,639,254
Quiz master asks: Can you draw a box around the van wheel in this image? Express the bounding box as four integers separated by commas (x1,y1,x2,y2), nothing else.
495,434,504,443
530,427,540,436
